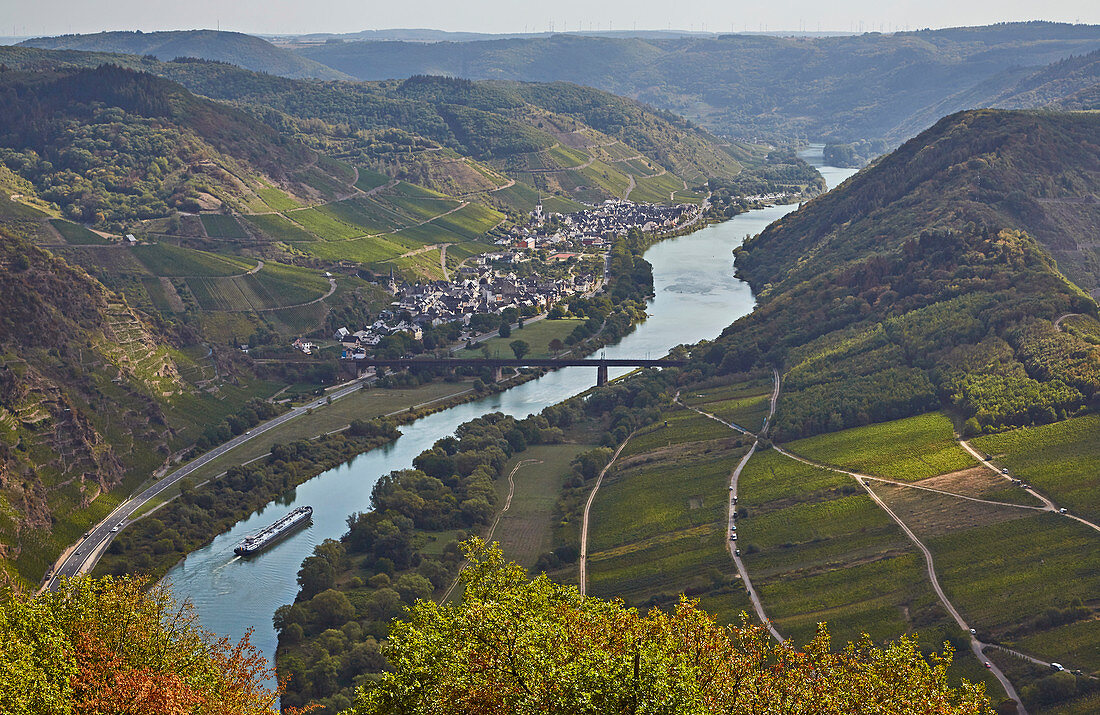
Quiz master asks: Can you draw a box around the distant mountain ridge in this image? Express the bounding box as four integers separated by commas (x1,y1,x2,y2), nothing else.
19,29,351,80
293,22,1100,143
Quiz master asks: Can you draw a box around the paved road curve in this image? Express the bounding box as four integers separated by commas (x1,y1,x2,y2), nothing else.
45,379,367,591
677,378,784,643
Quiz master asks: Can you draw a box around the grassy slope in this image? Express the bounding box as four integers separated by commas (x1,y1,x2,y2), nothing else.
971,414,1100,524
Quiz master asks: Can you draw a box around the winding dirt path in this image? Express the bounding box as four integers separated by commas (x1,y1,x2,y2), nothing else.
579,431,636,596
441,458,542,602
679,376,784,642
958,439,1100,534
233,276,337,313
683,370,1037,709
771,440,1026,711
1053,313,1081,330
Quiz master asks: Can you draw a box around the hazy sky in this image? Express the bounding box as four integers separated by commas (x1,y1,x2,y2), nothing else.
2,0,1097,38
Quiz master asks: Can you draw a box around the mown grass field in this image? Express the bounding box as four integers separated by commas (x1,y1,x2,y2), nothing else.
789,412,976,481
971,414,1100,524
492,443,591,569
928,513,1100,641
49,218,109,245
132,243,254,277
455,318,586,359
243,213,317,242
199,213,248,239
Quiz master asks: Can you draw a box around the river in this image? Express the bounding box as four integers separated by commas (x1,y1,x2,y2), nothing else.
164,146,857,672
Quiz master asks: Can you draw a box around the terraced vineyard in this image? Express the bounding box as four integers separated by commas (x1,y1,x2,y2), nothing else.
586,409,753,624
243,213,317,242
971,414,1100,524
132,243,254,277
790,412,977,481
199,213,248,239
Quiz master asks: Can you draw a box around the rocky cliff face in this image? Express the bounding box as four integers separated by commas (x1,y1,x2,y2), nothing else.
0,230,181,585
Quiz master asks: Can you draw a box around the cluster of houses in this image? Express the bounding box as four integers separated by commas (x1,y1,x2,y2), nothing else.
327,263,599,358
506,199,701,252
299,199,701,358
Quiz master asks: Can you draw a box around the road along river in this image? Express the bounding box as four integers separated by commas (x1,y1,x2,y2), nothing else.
165,149,857,671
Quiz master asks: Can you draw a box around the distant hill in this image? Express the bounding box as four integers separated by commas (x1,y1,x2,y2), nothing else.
0,62,332,224
19,30,351,80
993,48,1100,110
293,22,1100,143
702,109,1100,439
0,47,763,209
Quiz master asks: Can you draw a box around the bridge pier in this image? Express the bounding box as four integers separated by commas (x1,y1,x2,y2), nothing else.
597,363,608,387
493,366,504,382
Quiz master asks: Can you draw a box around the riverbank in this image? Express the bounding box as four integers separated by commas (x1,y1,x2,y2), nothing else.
55,223,663,588
163,184,815,681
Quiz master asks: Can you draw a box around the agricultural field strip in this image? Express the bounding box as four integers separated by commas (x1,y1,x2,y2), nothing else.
771,441,1025,707
688,374,1033,704
441,458,543,602
233,276,336,313
958,439,1100,534
676,389,783,642
161,259,263,279
852,474,1048,513
578,430,637,596
285,198,471,244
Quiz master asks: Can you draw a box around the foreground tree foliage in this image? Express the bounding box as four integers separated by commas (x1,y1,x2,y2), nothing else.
349,541,993,714
0,575,312,715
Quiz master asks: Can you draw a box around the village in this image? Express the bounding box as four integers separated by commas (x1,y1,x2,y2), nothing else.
304,198,705,358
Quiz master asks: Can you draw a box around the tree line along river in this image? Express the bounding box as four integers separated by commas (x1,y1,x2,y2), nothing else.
164,146,857,672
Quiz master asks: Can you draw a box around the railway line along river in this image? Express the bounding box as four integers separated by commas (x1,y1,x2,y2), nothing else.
165,146,857,672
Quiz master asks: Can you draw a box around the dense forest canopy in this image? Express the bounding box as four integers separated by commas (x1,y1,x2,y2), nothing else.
348,541,993,714
19,29,350,80
0,63,313,223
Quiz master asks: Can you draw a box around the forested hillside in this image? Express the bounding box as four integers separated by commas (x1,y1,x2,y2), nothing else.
19,29,350,80
0,63,321,226
0,48,756,210
294,22,1100,143
701,110,1100,439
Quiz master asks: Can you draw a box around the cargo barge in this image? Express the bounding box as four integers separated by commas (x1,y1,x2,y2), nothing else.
234,506,312,556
